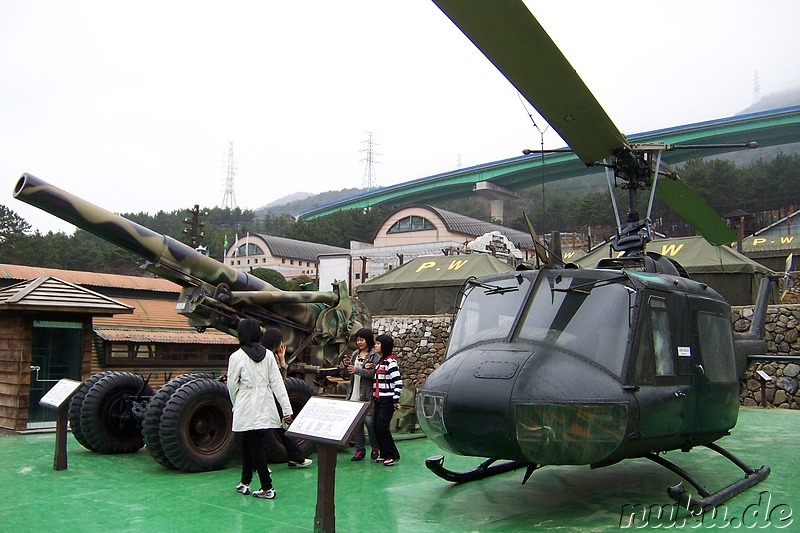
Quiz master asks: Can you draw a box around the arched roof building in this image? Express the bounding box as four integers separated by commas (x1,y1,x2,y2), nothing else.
224,233,349,279
352,205,535,288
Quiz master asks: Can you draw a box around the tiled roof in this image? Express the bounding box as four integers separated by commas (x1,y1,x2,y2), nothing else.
257,234,349,262
93,297,237,345
0,264,233,345
0,276,133,315
0,264,179,293
94,328,236,344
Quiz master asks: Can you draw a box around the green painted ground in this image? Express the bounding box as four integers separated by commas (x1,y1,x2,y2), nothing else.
0,407,797,532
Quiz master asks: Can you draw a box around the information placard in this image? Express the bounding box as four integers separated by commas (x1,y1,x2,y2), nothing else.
286,397,369,446
39,379,82,409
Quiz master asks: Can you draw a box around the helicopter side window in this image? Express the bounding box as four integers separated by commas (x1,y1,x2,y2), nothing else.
696,312,737,383
634,296,674,383
651,298,675,377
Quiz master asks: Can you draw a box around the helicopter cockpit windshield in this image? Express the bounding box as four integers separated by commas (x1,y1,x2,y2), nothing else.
448,272,635,378
448,276,532,355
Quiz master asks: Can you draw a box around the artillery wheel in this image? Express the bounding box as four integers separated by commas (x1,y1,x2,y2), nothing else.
159,378,235,472
80,372,153,454
264,377,317,463
143,373,213,468
68,371,114,451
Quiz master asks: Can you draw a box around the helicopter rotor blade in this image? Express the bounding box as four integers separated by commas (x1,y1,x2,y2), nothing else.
434,0,738,247
655,169,738,246
432,0,627,165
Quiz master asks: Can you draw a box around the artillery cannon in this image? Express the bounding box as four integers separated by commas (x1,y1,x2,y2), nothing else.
14,173,365,471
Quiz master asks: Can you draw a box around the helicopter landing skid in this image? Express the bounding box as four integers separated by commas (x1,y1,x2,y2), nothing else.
645,442,770,511
425,455,530,483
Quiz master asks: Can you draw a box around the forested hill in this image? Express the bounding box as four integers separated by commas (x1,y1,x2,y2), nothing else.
256,188,364,217
2,152,799,275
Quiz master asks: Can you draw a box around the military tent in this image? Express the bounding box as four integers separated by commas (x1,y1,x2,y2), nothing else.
357,254,514,315
575,236,775,305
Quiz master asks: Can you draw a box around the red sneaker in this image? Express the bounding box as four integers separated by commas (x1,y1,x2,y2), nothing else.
351,450,366,461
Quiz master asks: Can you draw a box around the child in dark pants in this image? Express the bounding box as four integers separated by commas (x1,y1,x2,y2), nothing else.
372,333,403,466
262,328,314,469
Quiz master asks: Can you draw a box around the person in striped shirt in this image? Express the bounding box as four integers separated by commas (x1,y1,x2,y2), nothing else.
372,333,403,466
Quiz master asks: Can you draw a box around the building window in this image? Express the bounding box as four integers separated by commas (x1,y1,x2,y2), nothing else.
102,340,232,366
387,215,436,234
282,259,286,264
235,243,264,257
109,343,155,360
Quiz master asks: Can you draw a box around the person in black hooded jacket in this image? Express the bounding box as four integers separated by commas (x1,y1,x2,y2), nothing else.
227,318,293,499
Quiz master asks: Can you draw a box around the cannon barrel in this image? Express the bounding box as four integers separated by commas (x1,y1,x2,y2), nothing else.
14,173,361,372
14,173,269,292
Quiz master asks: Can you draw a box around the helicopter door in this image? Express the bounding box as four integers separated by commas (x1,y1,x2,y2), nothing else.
628,293,690,448
685,297,740,440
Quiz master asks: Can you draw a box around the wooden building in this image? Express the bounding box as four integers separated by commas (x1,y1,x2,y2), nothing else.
0,264,236,431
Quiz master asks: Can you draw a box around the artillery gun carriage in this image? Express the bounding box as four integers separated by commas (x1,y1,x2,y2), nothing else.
14,173,365,472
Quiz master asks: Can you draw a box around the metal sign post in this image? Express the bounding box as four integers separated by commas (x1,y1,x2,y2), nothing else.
38,378,82,470
286,397,370,533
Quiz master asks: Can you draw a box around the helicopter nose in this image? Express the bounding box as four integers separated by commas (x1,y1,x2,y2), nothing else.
418,343,630,464
418,346,537,458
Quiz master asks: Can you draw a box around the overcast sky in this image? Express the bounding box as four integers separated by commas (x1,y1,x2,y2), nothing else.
2,0,798,234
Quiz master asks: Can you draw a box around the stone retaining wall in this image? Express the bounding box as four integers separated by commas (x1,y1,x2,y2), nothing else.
733,305,800,409
372,316,451,390
374,305,800,410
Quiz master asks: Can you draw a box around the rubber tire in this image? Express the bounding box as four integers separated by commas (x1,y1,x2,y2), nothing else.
68,371,114,451
142,373,213,468
80,372,153,454
159,378,236,472
264,377,317,463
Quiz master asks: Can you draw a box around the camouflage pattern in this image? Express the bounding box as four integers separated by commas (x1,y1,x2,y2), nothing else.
14,173,366,389
15,173,269,291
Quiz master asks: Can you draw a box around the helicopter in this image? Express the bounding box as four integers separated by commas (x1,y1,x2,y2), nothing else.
415,0,778,510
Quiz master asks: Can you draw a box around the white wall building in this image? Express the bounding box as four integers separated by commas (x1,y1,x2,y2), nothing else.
225,233,349,282
223,207,535,294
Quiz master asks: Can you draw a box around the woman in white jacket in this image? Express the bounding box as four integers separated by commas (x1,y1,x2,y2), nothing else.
227,318,293,499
